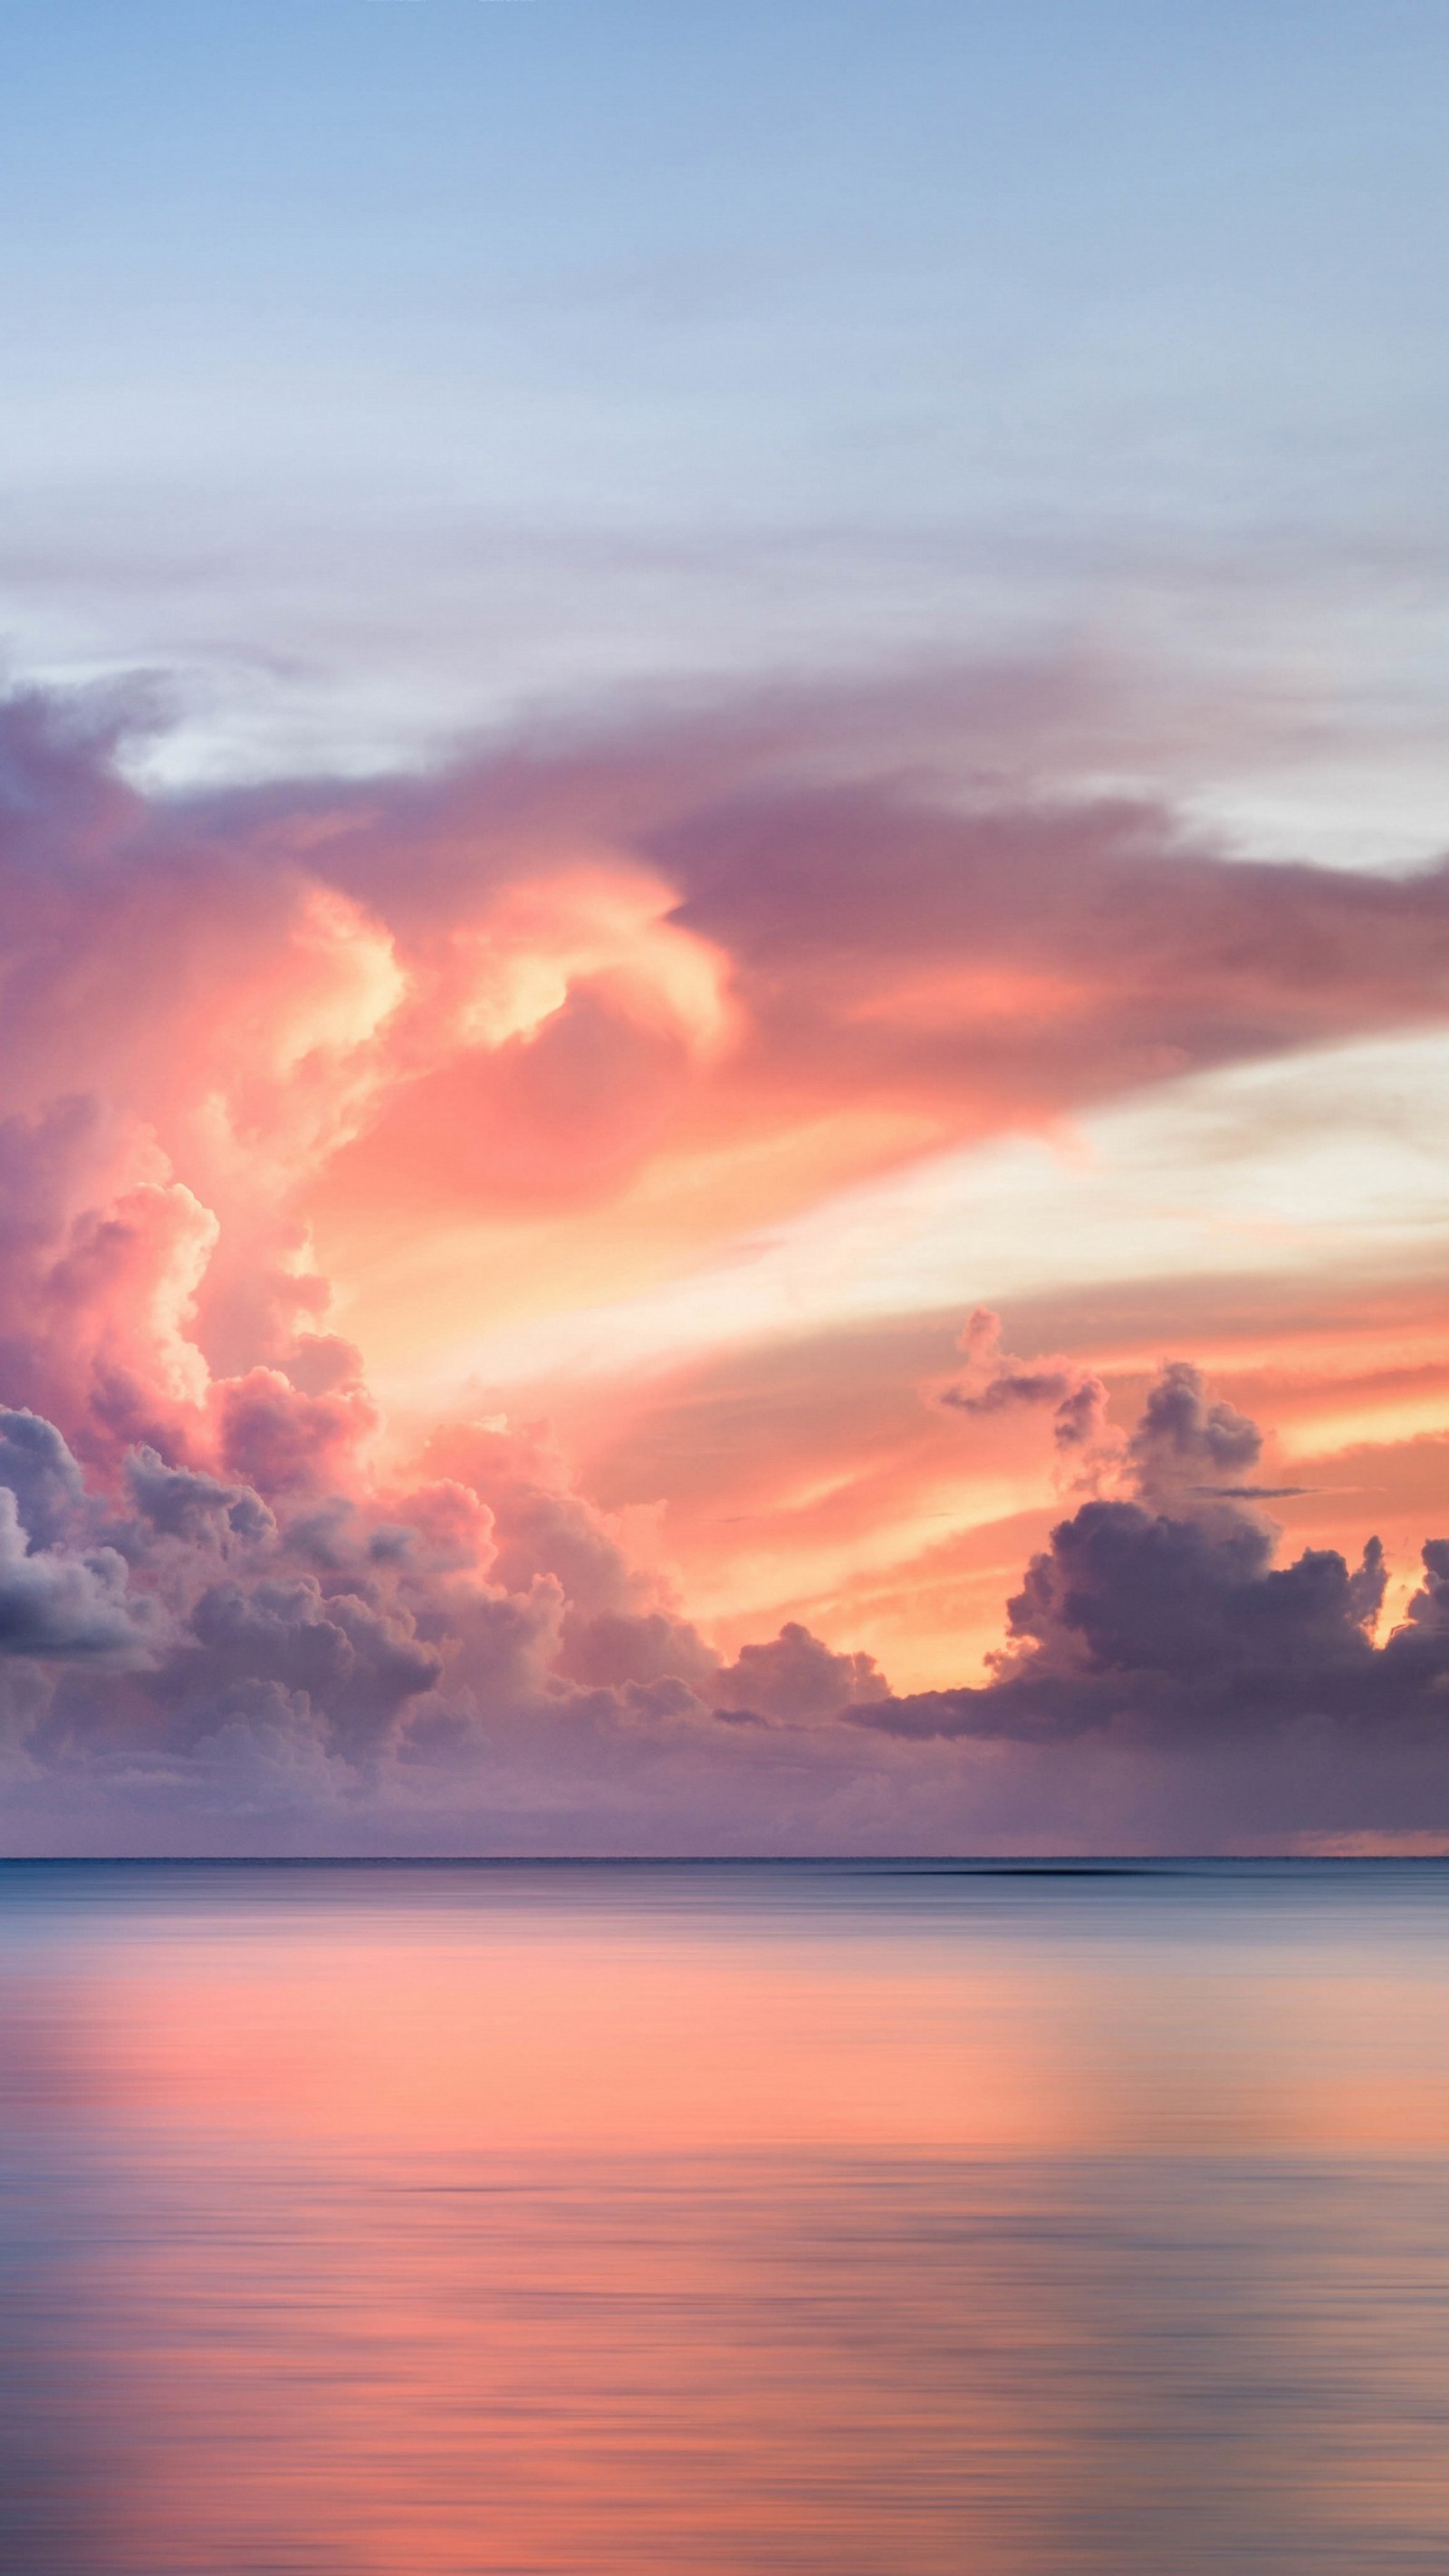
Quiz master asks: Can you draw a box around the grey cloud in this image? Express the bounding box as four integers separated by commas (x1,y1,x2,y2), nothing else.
557,1606,721,1694
713,1621,888,1725
126,1447,276,1543
940,1309,1113,1458
850,1370,1449,1754
0,1488,155,1661
1128,1361,1261,1504
1196,1484,1313,1499
0,1409,87,1548
166,1577,443,1750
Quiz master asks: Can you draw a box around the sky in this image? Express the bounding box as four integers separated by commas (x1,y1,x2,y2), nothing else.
2,0,1449,1851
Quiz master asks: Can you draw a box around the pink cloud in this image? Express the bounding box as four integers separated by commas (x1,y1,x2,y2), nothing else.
0,678,1445,1849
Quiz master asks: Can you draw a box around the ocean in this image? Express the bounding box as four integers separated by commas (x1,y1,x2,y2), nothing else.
3,1858,1448,2572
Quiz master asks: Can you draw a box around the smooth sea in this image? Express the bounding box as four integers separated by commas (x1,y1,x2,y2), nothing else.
3,1857,1449,2573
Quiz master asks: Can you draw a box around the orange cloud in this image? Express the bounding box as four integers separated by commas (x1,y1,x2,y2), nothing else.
0,678,1446,1848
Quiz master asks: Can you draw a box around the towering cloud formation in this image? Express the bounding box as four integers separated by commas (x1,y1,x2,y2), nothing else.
0,678,1448,1850
861,1363,1408,1745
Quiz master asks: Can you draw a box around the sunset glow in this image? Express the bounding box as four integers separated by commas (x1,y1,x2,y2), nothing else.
9,14,1449,2575
2,0,1448,1852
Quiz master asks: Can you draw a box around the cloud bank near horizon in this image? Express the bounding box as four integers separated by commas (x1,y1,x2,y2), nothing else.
4,1356,1449,1857
2,678,1449,1850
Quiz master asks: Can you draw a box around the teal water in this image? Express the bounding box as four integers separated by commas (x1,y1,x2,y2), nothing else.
3,1860,1449,2573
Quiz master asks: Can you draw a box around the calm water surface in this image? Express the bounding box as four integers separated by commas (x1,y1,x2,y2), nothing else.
3,1859,1449,2573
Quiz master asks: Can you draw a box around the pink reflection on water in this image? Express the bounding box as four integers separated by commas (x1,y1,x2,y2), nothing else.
4,1863,1449,2573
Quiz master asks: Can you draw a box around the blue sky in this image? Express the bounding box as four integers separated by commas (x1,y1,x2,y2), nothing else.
4,0,1449,826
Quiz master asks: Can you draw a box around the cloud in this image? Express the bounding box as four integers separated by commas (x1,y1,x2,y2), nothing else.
0,674,1445,1438
1127,1360,1262,1505
6,1350,1440,1859
0,1486,153,1661
712,1621,889,1724
0,1408,88,1548
125,1447,276,1543
2,678,1449,1848
1196,1484,1312,1500
165,1575,442,1753
851,1364,1449,1773
211,1366,379,1503
939,1307,1114,1464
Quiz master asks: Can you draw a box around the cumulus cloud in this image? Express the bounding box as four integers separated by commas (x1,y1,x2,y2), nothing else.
0,1380,881,1845
168,1575,441,1751
712,1621,888,1725
1126,1360,1262,1506
6,677,1449,1399
1,679,1449,1849
0,1486,152,1661
852,1362,1449,1782
940,1308,1115,1465
125,1447,276,1543
1,1360,1448,1851
210,1366,379,1503
0,1409,87,1548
